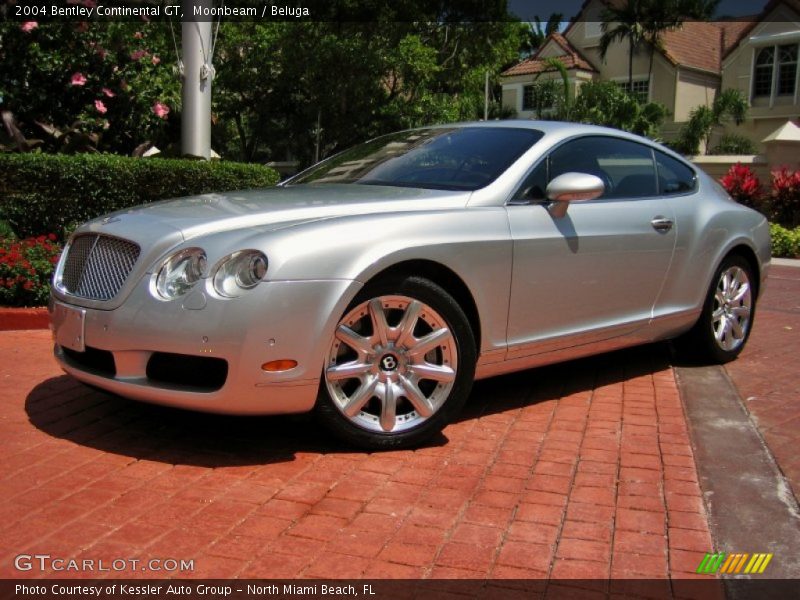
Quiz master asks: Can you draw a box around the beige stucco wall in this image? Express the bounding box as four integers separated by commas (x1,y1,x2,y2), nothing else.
502,87,518,116
691,154,770,182
566,18,654,83
674,69,719,122
731,118,800,152
649,54,678,115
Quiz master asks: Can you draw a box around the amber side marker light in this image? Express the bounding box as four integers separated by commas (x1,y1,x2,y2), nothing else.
261,359,298,372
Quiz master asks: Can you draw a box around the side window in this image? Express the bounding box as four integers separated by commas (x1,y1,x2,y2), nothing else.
549,136,658,199
513,159,548,202
655,151,697,195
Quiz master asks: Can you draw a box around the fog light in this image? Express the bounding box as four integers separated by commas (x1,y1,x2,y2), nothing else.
261,359,298,372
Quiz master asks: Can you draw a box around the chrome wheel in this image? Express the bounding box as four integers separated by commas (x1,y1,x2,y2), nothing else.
325,295,458,434
711,265,752,352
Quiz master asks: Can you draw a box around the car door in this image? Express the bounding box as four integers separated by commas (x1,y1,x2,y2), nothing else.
505,135,677,359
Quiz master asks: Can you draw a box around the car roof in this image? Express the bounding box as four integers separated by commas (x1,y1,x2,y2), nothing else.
429,120,691,166
428,119,645,139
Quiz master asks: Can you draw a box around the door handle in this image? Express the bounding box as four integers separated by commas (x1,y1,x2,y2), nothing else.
651,216,673,233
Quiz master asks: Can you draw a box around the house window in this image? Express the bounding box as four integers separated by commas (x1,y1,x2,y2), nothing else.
616,79,650,103
753,44,798,98
522,85,536,111
753,47,774,96
779,44,798,95
630,79,650,102
522,83,557,113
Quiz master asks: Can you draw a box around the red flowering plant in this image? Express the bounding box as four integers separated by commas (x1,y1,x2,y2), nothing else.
768,167,800,228
0,235,63,307
719,164,764,211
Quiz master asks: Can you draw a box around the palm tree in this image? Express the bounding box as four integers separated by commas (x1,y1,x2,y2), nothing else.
642,0,719,81
522,13,563,57
599,0,647,93
600,0,720,93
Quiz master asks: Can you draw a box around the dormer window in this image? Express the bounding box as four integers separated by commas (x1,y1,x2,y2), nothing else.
753,44,798,100
778,44,798,95
753,47,774,97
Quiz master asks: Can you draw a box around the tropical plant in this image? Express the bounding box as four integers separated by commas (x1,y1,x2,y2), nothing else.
523,58,572,120
710,133,758,155
600,0,719,91
521,13,563,57
569,81,668,138
768,167,800,228
640,0,719,81
676,89,749,155
522,80,562,119
599,0,648,91
719,164,763,210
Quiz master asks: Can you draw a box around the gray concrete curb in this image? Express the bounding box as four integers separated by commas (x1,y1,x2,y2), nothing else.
771,257,800,268
675,363,800,589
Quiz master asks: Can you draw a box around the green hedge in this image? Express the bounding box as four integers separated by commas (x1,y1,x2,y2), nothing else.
771,223,800,259
0,154,280,239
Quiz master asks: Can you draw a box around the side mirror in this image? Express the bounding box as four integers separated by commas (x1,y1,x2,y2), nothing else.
545,172,605,218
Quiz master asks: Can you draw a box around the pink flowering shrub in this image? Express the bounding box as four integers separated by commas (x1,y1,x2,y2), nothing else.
152,102,170,119
0,21,179,154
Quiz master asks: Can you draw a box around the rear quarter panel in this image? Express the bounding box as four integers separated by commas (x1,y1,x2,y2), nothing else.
653,175,770,325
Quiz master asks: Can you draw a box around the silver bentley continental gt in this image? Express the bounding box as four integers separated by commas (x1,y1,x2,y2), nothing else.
49,121,770,448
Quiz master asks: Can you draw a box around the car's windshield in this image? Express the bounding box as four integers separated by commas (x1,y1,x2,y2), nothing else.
287,127,544,191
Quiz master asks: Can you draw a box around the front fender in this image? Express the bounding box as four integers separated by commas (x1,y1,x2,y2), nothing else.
261,208,513,356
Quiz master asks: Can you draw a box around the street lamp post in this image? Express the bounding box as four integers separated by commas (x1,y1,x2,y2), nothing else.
181,0,213,159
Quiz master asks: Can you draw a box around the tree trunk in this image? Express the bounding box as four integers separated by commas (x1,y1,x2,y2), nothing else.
234,113,248,162
628,36,634,92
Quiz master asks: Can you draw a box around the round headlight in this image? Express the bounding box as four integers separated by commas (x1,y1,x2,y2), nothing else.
212,250,268,298
155,248,206,299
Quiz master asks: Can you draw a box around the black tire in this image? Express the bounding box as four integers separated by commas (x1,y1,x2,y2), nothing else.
673,254,756,364
315,275,476,449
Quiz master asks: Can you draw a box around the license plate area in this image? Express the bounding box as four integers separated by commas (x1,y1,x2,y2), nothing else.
53,303,86,352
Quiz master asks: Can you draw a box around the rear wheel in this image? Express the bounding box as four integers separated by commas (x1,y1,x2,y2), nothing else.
315,276,476,449
674,254,756,364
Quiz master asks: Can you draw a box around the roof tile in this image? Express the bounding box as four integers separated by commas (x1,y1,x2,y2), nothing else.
501,32,597,77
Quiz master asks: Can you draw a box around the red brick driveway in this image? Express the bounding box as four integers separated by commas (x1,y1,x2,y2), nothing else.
724,263,800,498
0,329,719,591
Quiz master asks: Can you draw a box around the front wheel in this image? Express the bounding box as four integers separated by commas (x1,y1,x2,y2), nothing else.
674,254,756,364
315,276,476,449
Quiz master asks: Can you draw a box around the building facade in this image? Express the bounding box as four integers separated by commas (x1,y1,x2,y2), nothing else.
500,0,800,152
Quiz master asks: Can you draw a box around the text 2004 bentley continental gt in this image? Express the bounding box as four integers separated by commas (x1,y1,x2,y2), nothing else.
50,121,770,448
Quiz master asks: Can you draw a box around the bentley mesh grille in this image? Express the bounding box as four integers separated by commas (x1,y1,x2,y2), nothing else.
61,234,140,301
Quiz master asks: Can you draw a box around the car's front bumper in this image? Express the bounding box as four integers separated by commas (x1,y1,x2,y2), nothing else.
50,277,361,415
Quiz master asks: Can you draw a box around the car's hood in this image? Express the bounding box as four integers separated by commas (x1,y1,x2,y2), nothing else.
83,183,472,241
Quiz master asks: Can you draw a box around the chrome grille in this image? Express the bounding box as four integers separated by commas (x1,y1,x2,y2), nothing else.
61,234,140,301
